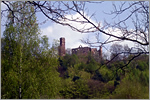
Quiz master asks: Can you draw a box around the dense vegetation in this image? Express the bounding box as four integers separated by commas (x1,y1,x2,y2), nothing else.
57,54,149,99
2,44,149,99
1,1,149,99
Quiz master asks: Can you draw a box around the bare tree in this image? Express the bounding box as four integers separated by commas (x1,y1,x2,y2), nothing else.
1,1,149,68
110,43,124,61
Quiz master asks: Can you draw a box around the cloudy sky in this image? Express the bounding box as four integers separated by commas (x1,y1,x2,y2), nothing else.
1,1,136,54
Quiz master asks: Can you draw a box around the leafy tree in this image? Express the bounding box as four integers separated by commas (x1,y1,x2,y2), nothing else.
40,35,49,52
136,61,149,71
99,66,114,82
1,1,40,98
60,54,79,70
110,72,149,99
1,1,62,99
60,78,89,99
51,39,59,57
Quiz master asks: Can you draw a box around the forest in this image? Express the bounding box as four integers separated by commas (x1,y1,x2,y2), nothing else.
1,1,149,99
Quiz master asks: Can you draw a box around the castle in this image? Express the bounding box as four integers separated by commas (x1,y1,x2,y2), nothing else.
58,37,102,60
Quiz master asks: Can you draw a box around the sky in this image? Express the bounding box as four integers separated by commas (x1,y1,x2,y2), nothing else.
1,1,139,55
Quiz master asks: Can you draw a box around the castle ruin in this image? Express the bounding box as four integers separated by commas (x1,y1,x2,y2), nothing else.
58,37,102,60
58,37,66,57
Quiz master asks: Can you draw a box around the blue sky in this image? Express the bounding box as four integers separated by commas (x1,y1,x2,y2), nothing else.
1,1,139,55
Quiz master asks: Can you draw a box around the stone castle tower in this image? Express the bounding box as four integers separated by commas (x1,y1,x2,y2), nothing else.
59,37,66,57
99,46,102,59
99,46,102,62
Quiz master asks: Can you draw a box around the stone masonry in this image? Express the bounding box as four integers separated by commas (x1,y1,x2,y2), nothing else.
59,37,66,57
58,37,102,60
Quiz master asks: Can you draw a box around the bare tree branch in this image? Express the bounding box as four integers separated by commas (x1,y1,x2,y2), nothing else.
1,1,149,70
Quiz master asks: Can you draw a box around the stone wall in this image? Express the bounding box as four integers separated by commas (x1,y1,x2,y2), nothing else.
72,45,91,56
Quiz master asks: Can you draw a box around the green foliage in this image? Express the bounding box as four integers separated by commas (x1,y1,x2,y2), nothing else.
109,62,149,99
67,66,78,79
85,63,99,73
77,62,86,70
37,55,62,98
1,1,62,99
59,54,79,71
51,39,59,57
67,63,91,80
136,61,149,71
64,54,79,67
60,79,89,99
128,69,149,87
110,74,149,99
87,79,114,99
40,35,49,51
84,55,99,73
78,70,91,80
2,1,149,99
99,66,114,82
1,69,19,99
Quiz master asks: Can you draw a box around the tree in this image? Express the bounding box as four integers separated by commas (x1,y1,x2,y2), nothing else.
1,1,62,99
1,1,41,98
51,39,60,57
110,43,124,61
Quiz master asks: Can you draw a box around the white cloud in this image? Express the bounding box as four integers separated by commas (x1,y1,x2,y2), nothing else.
60,11,100,32
41,23,89,49
40,11,100,49
40,11,135,51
